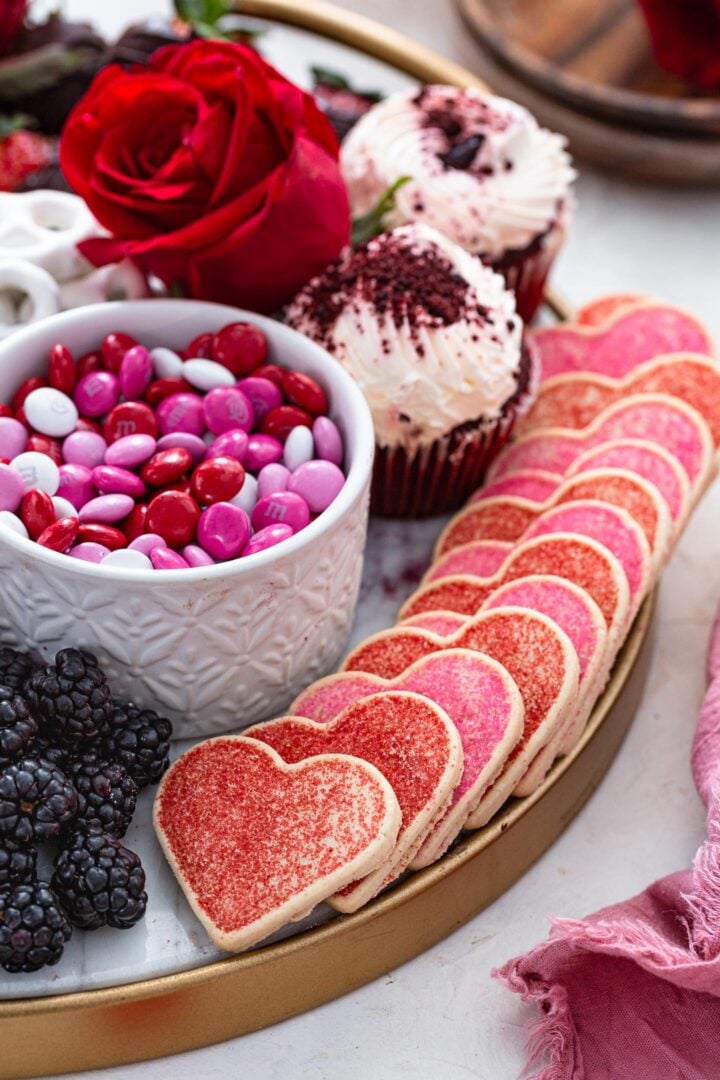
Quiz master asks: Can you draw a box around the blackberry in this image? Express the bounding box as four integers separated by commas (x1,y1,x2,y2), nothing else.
69,756,138,838
0,840,37,890
0,647,41,694
0,880,71,972
52,827,147,930
0,757,77,845
25,648,113,744
103,702,172,788
0,686,37,764
32,735,69,771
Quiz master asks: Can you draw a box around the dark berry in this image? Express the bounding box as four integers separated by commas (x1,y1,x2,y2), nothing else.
0,841,37,890
69,756,138,838
32,735,69,771
25,648,113,744
0,757,77,845
52,828,147,930
103,702,172,788
0,686,37,763
0,646,41,693
0,880,71,973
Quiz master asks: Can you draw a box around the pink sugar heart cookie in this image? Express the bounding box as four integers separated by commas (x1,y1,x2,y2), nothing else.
294,649,524,873
532,304,713,383
470,470,561,504
341,612,578,859
520,500,652,606
487,394,714,491
576,295,650,327
154,737,401,952
434,469,671,572
569,439,690,527
400,534,631,641
424,539,514,584
245,691,463,913
521,355,720,446
481,576,609,790
402,611,470,636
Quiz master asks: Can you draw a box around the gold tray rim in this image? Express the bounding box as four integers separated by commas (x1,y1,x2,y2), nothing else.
0,4,653,1072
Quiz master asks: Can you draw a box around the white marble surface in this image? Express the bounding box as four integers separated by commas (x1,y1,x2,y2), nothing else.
27,1,720,1077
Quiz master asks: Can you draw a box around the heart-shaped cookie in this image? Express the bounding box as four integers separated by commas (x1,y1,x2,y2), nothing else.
294,649,525,869
400,534,631,641
246,691,463,912
154,737,401,951
531,303,712,382
575,294,649,327
521,354,720,445
342,608,580,848
437,469,671,573
477,470,561,504
487,394,714,491
569,440,690,527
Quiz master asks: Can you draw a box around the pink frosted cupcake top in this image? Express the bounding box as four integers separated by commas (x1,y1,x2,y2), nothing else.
341,86,575,258
286,223,523,449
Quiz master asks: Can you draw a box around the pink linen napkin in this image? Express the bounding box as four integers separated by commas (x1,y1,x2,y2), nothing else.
496,603,720,1079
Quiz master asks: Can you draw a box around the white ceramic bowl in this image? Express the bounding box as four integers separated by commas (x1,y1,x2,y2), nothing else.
0,300,375,738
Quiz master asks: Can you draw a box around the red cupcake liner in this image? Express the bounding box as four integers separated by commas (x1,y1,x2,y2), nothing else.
490,202,572,324
370,340,540,519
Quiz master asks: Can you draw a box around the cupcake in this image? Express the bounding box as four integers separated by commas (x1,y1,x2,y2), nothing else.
287,223,536,518
341,86,575,323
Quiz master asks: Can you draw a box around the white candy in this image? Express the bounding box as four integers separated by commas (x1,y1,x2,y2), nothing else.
231,472,258,515
283,425,314,471
151,347,184,380
183,359,235,391
24,387,79,438
10,451,60,495
0,510,28,538
101,548,153,570
52,495,78,520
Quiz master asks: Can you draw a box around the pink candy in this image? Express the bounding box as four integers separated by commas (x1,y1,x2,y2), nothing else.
119,345,153,400
288,460,345,513
205,428,248,463
104,433,156,469
312,416,343,466
0,464,25,512
78,493,135,524
242,524,293,556
157,392,206,437
257,463,290,499
92,465,146,499
58,464,95,510
63,430,108,469
0,418,28,460
237,377,282,423
203,387,254,435
245,434,283,472
74,372,119,418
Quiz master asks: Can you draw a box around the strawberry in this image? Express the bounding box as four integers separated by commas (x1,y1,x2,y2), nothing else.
0,115,52,191
0,0,27,57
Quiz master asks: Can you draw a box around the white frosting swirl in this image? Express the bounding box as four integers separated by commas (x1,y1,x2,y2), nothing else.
341,86,576,258
286,224,523,450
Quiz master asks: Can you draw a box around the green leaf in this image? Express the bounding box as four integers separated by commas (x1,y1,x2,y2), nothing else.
310,65,383,103
174,0,229,25
0,45,93,98
174,0,265,42
0,113,35,140
351,176,412,247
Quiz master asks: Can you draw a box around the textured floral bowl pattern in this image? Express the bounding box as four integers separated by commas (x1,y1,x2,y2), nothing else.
0,300,375,738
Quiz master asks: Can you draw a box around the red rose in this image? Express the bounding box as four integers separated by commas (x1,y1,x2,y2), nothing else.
0,1,27,56
60,40,350,312
637,0,720,89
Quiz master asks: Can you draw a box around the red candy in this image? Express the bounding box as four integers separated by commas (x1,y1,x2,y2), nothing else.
20,489,55,540
147,491,201,548
77,523,127,550
48,344,76,395
77,352,103,378
103,401,158,443
37,517,79,553
0,404,12,419
26,434,62,466
123,503,149,542
75,417,103,435
141,448,193,487
213,322,268,377
145,377,194,407
253,364,285,388
102,332,137,373
13,407,29,430
12,377,46,412
281,371,328,416
185,332,215,360
190,457,245,505
262,405,313,442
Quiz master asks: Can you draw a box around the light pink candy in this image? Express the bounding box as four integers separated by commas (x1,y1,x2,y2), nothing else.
157,432,206,465
119,345,153,400
312,416,343,466
256,463,290,500
103,433,156,469
288,460,345,513
78,493,135,524
63,430,108,469
69,542,110,563
182,544,215,567
128,533,167,556
0,464,25,512
0,418,28,460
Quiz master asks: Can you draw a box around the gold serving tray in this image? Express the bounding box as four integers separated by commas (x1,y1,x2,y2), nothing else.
0,3,654,1074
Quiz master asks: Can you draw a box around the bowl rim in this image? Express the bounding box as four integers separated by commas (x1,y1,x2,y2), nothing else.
0,299,375,583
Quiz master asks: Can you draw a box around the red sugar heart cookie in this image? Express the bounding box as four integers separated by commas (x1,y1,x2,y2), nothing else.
576,295,650,328
400,534,631,640
434,469,671,572
294,649,525,869
531,304,712,383
154,737,401,951
569,439,690,527
342,608,580,849
487,394,714,490
521,355,720,445
246,691,463,912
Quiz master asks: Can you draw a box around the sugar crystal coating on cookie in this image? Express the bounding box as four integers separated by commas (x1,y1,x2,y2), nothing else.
570,440,689,523
426,539,513,583
471,470,560,503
